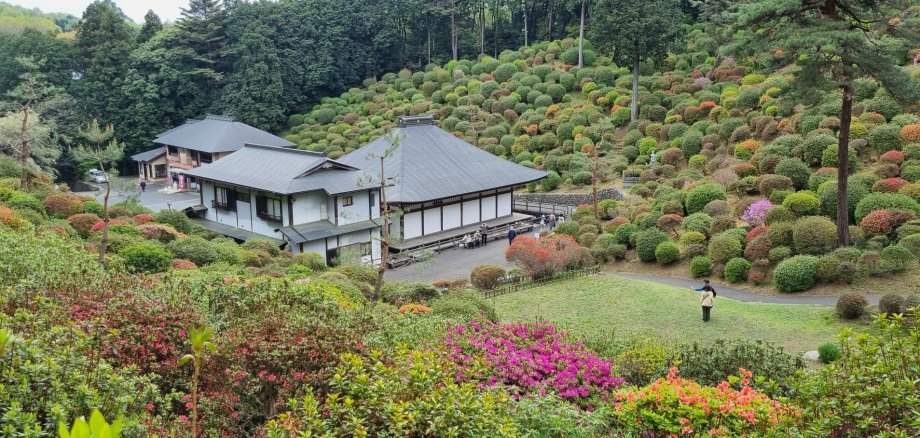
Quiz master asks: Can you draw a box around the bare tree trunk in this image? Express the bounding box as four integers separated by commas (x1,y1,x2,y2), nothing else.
451,10,458,60
523,1,528,47
99,162,112,265
470,106,479,145
705,54,723,79
546,0,553,40
493,0,499,57
630,53,639,122
577,0,585,68
373,156,389,303
427,28,432,64
836,84,853,247
18,104,31,190
479,5,486,58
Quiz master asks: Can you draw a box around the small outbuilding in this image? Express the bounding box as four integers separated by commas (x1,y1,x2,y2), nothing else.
130,148,167,182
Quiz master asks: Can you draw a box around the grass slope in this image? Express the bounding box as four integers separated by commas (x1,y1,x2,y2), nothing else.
493,275,857,353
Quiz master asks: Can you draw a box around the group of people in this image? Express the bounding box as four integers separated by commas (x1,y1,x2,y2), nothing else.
539,213,563,231
460,223,528,249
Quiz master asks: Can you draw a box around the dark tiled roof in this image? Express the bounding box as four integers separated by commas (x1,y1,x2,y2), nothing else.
183,144,364,195
338,117,547,203
130,147,165,162
153,115,295,153
276,218,382,243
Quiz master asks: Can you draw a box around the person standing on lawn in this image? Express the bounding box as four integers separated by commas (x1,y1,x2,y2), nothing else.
691,279,716,322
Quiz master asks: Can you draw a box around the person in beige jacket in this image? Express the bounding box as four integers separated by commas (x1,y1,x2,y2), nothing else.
700,286,715,321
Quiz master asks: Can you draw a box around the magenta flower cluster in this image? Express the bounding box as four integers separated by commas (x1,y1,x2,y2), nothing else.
742,198,773,226
440,320,623,404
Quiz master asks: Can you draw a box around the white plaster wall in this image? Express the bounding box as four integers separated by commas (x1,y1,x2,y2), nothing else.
301,240,326,257
236,201,252,231
442,203,461,230
249,196,283,237
462,199,480,225
497,192,512,216
404,211,422,239
423,207,442,234
292,191,327,224
201,181,217,222
481,195,497,221
337,191,371,225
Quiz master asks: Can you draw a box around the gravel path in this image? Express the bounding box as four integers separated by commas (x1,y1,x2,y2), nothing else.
615,272,882,306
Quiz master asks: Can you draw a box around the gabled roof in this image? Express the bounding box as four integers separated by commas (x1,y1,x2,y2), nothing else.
337,116,547,204
131,147,165,162
154,115,295,153
183,144,364,195
277,218,382,243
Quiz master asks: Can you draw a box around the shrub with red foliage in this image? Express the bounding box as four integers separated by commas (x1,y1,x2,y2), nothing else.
505,235,588,279
200,312,363,435
43,193,85,219
0,206,29,230
746,225,770,242
89,218,128,233
134,213,155,224
880,150,905,165
137,223,180,243
661,147,684,167
656,214,683,234
744,235,772,261
54,286,203,394
172,258,198,270
67,213,102,238
732,163,758,178
860,210,893,235
872,178,908,193
887,209,916,229
900,124,920,143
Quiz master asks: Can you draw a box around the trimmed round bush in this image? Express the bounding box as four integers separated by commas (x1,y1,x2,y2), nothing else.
655,241,680,265
166,236,218,266
758,174,794,197
555,220,581,238
782,191,821,216
690,256,712,278
682,212,714,236
773,255,819,292
881,244,913,272
774,158,811,190
815,255,842,283
878,293,906,315
898,233,920,258
836,293,868,319
708,233,742,263
855,193,920,222
42,194,85,219
636,229,669,262
792,216,837,255
768,246,792,263
684,183,727,214
723,257,751,283
470,264,505,290
764,205,795,225
118,242,173,274
615,222,639,246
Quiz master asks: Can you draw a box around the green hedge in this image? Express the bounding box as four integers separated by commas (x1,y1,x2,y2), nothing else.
773,255,819,292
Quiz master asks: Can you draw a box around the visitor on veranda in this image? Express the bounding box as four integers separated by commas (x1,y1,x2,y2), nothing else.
472,231,482,248
480,223,489,246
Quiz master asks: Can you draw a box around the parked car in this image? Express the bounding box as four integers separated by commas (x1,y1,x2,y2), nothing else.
88,169,108,184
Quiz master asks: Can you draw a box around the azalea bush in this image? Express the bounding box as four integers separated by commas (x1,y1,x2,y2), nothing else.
505,234,588,279
741,199,772,226
611,367,797,437
440,320,624,405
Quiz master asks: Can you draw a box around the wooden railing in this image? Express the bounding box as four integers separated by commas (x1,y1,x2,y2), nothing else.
512,200,574,217
480,265,601,298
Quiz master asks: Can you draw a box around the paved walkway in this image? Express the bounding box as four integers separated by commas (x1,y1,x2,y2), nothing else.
76,178,200,212
386,238,516,282
615,272,882,306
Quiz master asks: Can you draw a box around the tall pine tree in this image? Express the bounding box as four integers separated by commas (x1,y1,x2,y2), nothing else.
174,0,229,112
137,10,163,44
729,0,920,246
590,0,684,121
73,0,136,125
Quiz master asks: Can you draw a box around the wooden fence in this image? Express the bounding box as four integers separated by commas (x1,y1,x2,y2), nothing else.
481,265,601,298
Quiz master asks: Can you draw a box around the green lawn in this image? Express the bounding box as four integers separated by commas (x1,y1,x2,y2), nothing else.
492,275,859,353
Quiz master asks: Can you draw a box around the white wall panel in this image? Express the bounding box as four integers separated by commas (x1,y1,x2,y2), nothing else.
481,196,497,221
442,203,462,230
404,211,422,239
462,199,480,225
423,207,442,234
497,192,512,216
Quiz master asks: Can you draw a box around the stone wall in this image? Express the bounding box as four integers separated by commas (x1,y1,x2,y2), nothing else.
513,188,625,207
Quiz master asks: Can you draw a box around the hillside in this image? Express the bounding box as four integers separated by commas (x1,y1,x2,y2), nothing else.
286,23,920,293
0,1,77,33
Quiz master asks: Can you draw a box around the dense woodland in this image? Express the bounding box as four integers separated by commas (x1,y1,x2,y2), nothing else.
3,0,920,436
